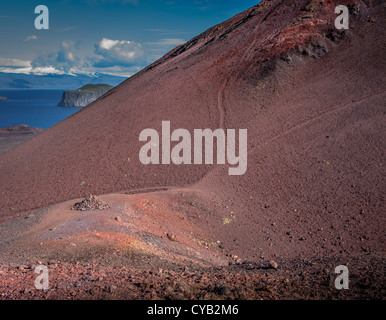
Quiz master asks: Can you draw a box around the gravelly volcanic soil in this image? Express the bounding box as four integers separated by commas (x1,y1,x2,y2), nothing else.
0,0,385,300
0,255,384,300
0,191,384,300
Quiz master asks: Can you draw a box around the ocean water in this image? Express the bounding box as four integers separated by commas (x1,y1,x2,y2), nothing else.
0,90,81,129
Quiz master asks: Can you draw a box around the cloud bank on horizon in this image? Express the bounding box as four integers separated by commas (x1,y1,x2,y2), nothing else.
0,0,258,78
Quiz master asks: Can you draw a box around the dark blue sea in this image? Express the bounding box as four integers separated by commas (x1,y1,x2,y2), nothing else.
0,90,81,129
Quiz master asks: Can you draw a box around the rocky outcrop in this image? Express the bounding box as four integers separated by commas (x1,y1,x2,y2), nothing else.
0,125,44,156
0,96,7,101
0,124,44,135
58,84,113,107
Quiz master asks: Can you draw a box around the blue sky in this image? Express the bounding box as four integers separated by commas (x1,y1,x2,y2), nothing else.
0,0,259,77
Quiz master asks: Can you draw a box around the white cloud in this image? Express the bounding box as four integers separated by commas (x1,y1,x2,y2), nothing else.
31,66,65,75
93,37,144,68
1,35,186,77
67,52,75,61
61,41,71,49
31,41,79,73
24,35,38,41
99,38,121,50
0,67,32,74
0,57,64,75
0,57,31,68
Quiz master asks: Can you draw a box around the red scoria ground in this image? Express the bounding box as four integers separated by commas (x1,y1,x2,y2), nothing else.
0,255,384,300
0,0,385,300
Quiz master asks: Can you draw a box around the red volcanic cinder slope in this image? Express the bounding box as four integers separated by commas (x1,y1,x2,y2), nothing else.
0,0,385,259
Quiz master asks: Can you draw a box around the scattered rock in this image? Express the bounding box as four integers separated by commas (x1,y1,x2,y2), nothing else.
269,260,279,269
166,233,176,241
107,284,117,293
212,284,231,296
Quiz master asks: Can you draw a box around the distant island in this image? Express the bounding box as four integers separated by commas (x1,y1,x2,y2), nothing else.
57,84,114,107
0,96,7,101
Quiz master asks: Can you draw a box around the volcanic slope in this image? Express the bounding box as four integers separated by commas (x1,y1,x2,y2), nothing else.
0,0,385,262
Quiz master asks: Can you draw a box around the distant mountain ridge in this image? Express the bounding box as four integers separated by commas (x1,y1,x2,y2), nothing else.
0,72,126,90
